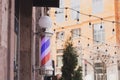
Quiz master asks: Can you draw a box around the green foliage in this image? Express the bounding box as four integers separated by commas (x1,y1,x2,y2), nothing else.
72,66,82,80
61,41,78,80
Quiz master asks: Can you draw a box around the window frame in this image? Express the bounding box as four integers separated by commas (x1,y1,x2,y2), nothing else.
55,0,65,23
71,28,81,38
92,0,104,14
93,23,105,43
70,0,80,20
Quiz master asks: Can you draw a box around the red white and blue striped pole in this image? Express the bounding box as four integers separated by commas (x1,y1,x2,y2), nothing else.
41,35,51,66
40,32,53,76
39,16,53,76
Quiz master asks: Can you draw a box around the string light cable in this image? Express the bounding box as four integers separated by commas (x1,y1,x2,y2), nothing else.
54,26,120,53
53,7,120,57
54,7,120,24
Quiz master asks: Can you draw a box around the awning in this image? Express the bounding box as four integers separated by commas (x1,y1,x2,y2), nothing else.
33,0,59,7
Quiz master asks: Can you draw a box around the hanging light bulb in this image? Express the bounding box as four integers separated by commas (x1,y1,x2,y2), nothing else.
112,61,114,63
77,18,79,22
112,21,115,34
100,25,102,29
78,40,80,43
55,11,57,14
89,22,91,26
76,11,80,23
88,14,92,28
65,15,67,18
105,49,108,52
61,27,64,29
65,7,68,21
89,22,92,28
114,52,117,54
54,29,56,32
112,28,115,34
87,44,89,47
97,47,99,49
100,18,103,29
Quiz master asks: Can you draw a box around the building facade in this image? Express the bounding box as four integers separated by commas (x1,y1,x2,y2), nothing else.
0,0,34,79
50,0,120,80
0,0,51,80
0,0,15,80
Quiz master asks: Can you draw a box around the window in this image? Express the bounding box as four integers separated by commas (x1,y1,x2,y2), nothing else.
57,49,64,53
71,28,81,38
56,55,63,67
55,0,65,23
94,63,107,80
93,23,105,43
56,31,65,41
92,0,104,14
70,0,80,20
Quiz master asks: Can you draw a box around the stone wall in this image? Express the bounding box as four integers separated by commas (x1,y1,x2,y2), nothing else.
0,46,7,80
19,0,32,80
0,0,9,80
0,0,15,80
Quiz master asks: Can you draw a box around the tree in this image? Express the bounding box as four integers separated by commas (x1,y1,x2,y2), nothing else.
61,40,81,80
72,66,82,80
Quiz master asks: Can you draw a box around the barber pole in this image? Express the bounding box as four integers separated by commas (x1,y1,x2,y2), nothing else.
41,35,51,66
39,16,53,76
40,34,53,76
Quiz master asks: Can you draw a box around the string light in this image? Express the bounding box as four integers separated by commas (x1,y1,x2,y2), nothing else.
65,7,68,21
100,24,103,29
54,25,120,50
56,25,117,46
55,15,119,49
105,49,108,52
76,11,80,22
114,52,117,54
54,7,120,56
89,22,92,26
78,40,80,43
55,7,120,24
53,29,56,32
54,7,118,49
112,61,114,63
112,28,115,33
88,14,92,28
53,10,118,48
97,47,99,49
55,33,120,56
61,27,64,29
111,21,115,34
87,44,90,47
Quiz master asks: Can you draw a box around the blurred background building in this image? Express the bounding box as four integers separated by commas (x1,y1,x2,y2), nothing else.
49,0,120,80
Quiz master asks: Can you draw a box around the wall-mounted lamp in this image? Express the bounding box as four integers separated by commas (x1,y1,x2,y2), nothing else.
33,15,54,78
34,16,53,36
